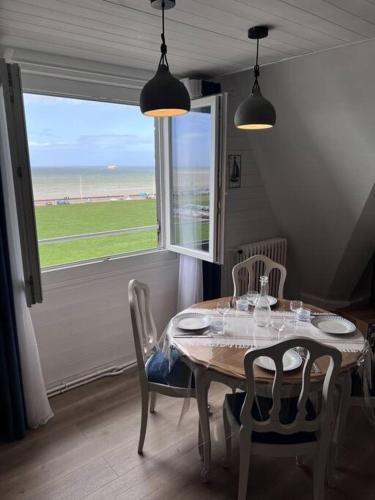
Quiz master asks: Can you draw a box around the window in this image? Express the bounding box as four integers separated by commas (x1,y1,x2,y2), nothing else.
163,95,225,263
1,61,226,307
23,94,158,268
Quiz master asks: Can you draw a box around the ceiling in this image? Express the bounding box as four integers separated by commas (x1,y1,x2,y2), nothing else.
2,0,375,77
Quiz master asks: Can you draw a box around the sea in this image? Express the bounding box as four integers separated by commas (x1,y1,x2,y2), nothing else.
31,166,156,201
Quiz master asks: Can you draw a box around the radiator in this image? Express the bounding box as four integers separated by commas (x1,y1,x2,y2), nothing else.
235,238,287,297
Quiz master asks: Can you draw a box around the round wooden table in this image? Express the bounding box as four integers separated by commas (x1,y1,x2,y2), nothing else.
176,298,359,381
169,297,362,480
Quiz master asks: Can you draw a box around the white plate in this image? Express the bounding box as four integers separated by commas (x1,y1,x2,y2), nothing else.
248,295,278,307
311,315,356,335
254,350,302,372
173,313,210,332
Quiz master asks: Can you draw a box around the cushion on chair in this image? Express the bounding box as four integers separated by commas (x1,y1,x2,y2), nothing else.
226,391,317,445
146,350,195,388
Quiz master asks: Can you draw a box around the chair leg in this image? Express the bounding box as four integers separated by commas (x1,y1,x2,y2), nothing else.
195,367,211,483
223,404,232,468
238,428,252,500
198,424,204,461
150,392,157,413
313,442,330,500
138,388,149,455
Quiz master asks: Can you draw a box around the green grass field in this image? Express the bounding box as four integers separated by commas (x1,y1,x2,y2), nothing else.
35,198,209,268
36,200,158,267
36,199,157,238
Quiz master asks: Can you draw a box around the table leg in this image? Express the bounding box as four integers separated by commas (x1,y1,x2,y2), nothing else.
194,366,211,482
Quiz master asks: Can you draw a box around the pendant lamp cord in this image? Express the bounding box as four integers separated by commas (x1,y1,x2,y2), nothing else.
252,37,260,92
159,2,169,68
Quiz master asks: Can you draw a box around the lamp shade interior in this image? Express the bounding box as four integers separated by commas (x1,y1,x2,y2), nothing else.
144,108,188,117
236,123,273,130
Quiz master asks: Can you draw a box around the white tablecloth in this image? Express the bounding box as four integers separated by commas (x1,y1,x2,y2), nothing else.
167,308,366,354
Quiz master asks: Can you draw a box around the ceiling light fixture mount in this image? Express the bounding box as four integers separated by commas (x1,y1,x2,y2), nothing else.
150,0,175,9
140,0,190,117
248,25,269,40
234,25,276,130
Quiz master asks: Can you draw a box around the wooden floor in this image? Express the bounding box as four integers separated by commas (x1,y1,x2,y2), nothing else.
0,373,374,500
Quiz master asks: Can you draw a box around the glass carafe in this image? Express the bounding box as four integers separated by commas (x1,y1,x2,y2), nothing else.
254,275,271,327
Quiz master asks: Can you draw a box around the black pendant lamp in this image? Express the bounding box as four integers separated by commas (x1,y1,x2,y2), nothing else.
234,25,276,130
140,0,190,117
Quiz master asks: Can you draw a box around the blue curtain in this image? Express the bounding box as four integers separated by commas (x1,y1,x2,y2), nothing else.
0,173,26,441
202,261,221,301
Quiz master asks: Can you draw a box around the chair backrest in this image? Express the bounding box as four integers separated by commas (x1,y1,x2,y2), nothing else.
232,254,287,298
128,280,158,374
241,338,342,436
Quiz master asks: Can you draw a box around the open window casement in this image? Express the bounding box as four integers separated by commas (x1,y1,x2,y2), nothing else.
162,94,226,263
0,60,42,306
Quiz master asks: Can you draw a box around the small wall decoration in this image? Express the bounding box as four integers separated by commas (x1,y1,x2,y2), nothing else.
228,154,241,188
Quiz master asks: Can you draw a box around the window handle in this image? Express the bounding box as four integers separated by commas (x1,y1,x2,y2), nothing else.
157,219,161,245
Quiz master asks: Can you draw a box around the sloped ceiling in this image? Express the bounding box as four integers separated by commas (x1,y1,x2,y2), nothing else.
2,0,375,76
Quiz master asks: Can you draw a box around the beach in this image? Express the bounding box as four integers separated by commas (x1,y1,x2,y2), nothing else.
31,166,156,204
31,165,210,205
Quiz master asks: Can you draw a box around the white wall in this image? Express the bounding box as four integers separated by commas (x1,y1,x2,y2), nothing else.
221,39,375,306
31,252,179,390
219,74,281,295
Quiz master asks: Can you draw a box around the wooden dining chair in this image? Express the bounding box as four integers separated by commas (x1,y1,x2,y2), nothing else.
223,338,342,500
128,279,197,455
232,254,287,298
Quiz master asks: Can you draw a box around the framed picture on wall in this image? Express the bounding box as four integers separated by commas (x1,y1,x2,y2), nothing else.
228,154,241,188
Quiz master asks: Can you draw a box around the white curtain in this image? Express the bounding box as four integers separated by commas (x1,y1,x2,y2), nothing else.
12,264,54,428
4,175,53,429
177,254,203,311
0,99,53,428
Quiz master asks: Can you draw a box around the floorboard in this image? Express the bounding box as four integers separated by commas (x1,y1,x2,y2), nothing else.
0,373,374,499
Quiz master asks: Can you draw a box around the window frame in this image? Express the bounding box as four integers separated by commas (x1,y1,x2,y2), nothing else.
162,94,226,264
0,61,43,305
18,63,226,272
22,89,163,271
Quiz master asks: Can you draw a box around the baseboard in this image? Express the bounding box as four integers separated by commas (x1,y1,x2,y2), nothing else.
47,360,138,398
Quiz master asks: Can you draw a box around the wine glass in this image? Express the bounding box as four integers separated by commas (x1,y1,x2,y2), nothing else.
270,318,286,341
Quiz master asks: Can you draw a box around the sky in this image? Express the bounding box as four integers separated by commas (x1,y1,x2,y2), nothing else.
23,93,212,169
172,107,211,169
23,94,156,167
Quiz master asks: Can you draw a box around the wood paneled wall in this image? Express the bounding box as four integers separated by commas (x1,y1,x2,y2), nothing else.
31,251,179,389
